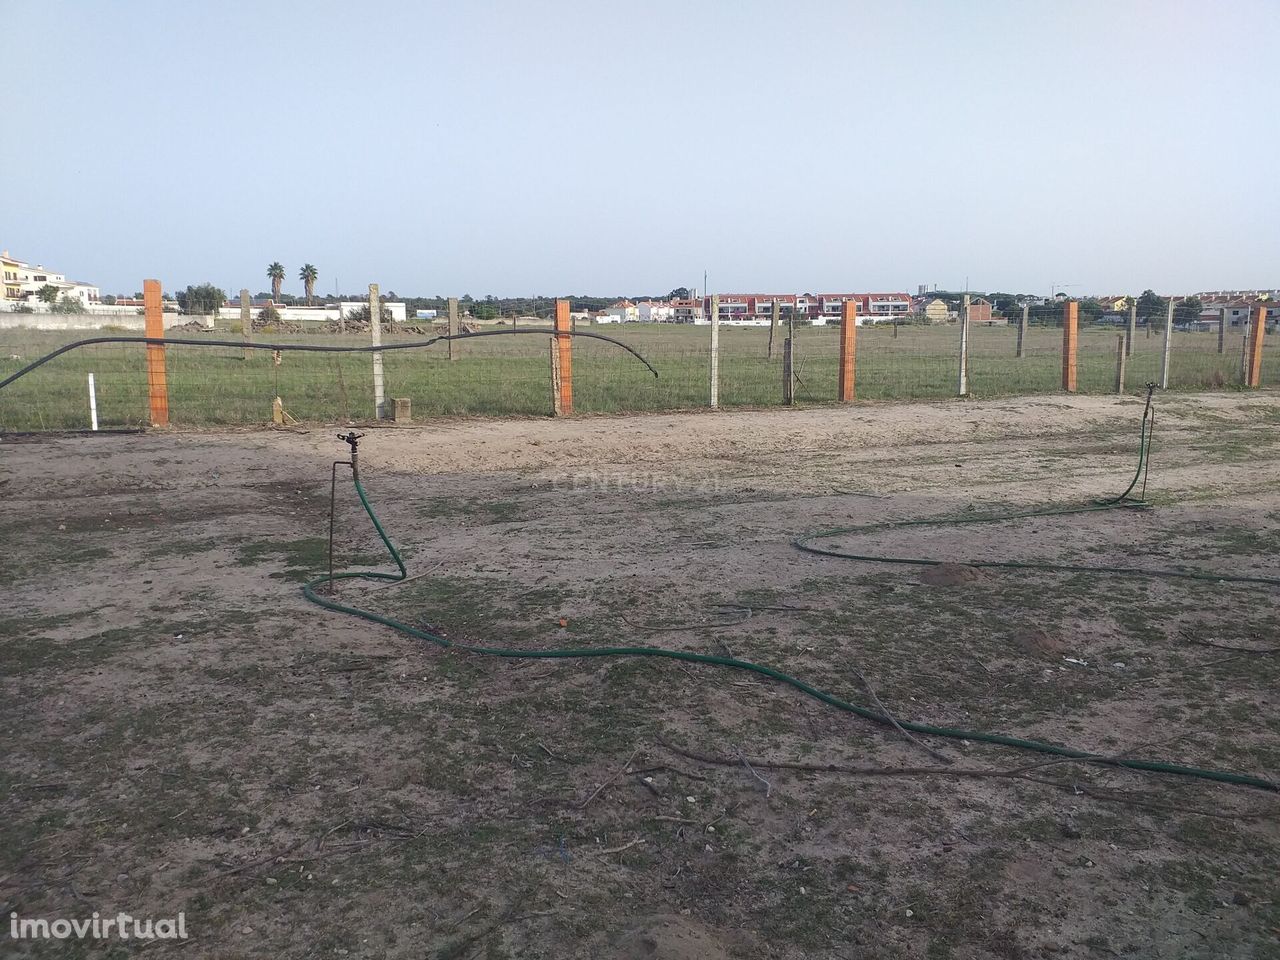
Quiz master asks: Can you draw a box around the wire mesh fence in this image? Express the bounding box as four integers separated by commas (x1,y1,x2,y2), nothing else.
0,307,1274,431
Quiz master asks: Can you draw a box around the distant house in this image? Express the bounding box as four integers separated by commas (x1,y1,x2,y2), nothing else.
923,299,951,323
856,293,913,321
968,297,996,323
636,300,676,323
1095,296,1131,313
602,299,639,323
1202,300,1254,328
671,298,706,323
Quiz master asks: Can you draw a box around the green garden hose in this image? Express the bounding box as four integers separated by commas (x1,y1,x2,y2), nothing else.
303,396,1278,792
795,389,1280,588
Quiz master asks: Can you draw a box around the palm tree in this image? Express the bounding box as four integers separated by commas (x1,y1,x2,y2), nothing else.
266,262,285,302
299,264,318,305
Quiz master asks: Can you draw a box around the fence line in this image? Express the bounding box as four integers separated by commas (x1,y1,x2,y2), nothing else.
0,285,1276,431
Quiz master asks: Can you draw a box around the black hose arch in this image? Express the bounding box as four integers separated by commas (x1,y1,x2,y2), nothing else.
0,327,659,393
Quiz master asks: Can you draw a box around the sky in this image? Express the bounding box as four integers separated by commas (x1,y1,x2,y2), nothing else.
4,0,1278,298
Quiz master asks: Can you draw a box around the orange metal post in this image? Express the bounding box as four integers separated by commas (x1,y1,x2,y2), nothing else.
1062,300,1079,392
143,279,169,425
1246,303,1265,387
838,299,858,402
554,299,573,415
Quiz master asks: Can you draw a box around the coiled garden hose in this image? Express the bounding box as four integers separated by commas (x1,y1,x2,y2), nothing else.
304,395,1278,792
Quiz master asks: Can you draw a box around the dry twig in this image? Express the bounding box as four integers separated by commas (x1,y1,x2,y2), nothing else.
578,749,640,809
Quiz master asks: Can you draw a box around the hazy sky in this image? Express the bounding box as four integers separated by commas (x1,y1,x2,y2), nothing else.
5,0,1277,298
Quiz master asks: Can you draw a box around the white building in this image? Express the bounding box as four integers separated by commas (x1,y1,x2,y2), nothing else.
637,300,676,323
0,251,100,307
601,299,639,323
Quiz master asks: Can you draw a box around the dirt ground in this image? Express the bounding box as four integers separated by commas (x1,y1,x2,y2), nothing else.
3,393,1279,959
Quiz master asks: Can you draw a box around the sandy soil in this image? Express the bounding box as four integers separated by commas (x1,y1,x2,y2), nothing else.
2,392,1279,959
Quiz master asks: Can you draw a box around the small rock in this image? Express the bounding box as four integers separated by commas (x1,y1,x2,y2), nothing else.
1232,891,1250,906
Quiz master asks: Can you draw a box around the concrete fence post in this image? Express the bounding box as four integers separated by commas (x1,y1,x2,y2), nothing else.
1159,298,1174,389
1245,303,1266,388
1062,299,1079,392
1114,334,1126,394
144,279,169,426
957,294,970,396
241,287,252,360
549,338,562,415
709,294,720,409
554,299,573,414
1016,302,1028,358
838,299,857,402
782,337,794,406
1126,300,1136,357
447,296,459,361
236,287,250,336
767,298,779,360
370,283,385,418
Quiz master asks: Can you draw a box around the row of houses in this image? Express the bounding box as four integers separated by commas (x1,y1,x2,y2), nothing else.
594,293,1014,326
1089,293,1278,330
596,292,925,326
1,250,101,308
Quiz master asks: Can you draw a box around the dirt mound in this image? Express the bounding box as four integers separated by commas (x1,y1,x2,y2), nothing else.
610,915,736,960
167,319,212,332
1013,626,1068,658
919,562,987,586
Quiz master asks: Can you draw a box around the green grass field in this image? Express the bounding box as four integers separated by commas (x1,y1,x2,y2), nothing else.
0,321,1269,429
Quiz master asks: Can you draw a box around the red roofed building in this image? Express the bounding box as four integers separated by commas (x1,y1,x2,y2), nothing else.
701,292,911,324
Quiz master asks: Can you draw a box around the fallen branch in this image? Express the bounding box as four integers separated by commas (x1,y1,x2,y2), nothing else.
849,665,952,765
596,838,646,855
578,749,640,809
1188,638,1280,655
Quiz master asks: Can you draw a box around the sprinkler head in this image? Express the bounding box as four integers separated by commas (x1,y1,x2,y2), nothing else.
338,431,364,453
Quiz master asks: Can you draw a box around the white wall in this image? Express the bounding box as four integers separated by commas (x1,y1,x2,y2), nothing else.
213,302,408,323
0,307,199,332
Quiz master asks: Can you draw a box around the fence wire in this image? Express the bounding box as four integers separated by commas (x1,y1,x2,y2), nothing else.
0,309,1274,430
